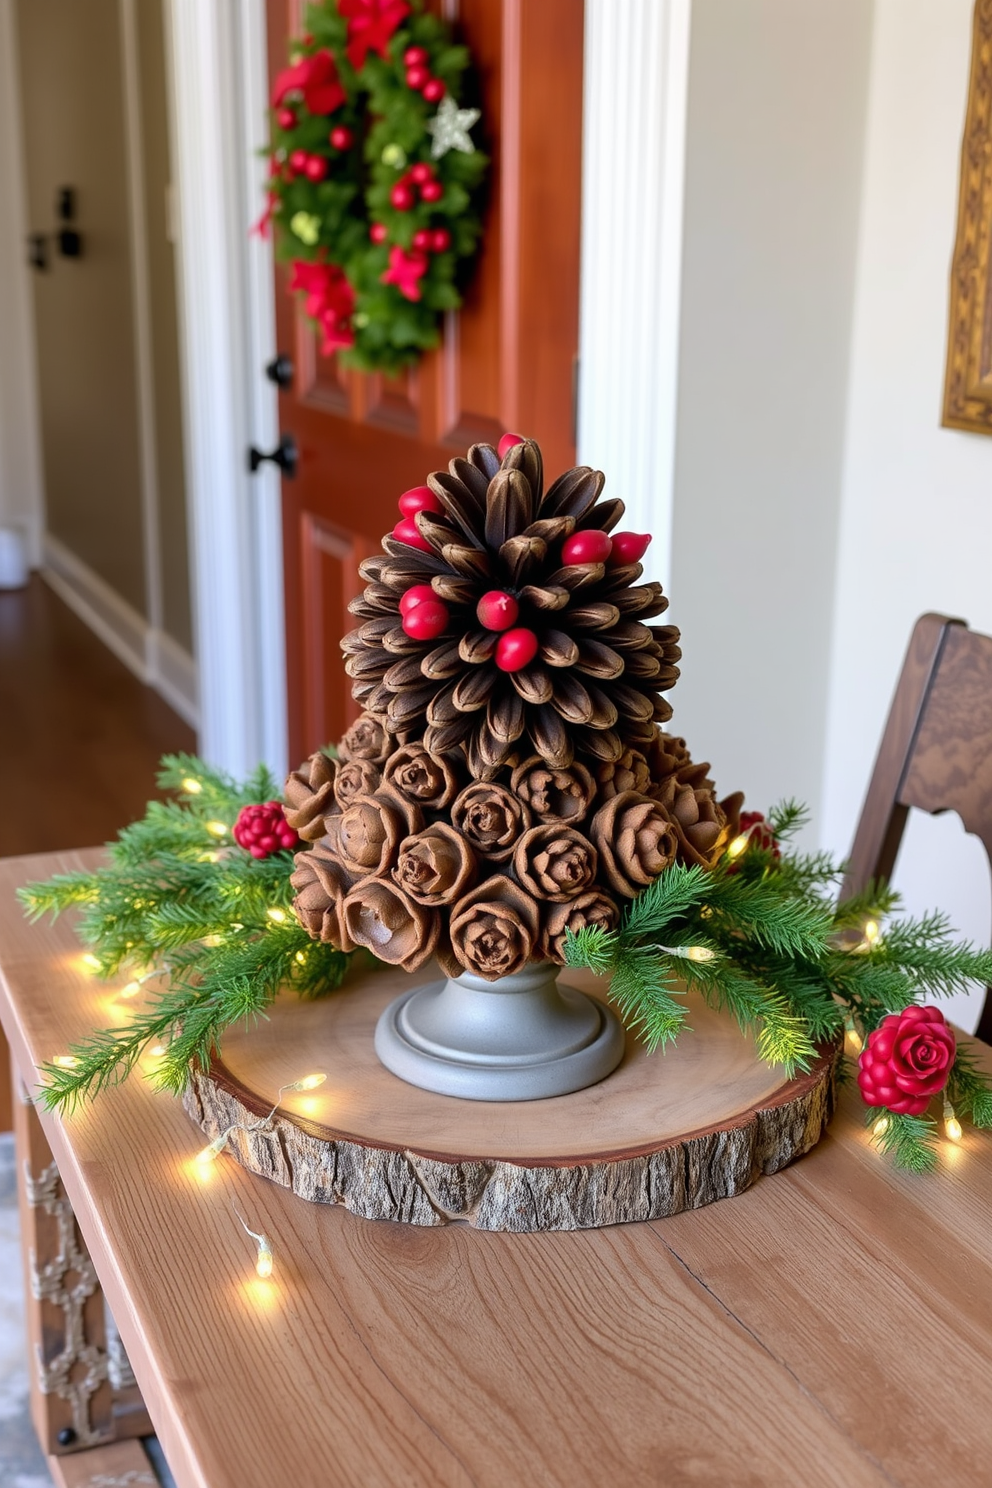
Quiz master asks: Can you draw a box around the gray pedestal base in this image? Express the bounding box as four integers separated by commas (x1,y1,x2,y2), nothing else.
374,962,625,1101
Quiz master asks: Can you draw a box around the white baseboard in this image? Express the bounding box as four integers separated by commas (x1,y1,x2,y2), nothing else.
41,533,200,731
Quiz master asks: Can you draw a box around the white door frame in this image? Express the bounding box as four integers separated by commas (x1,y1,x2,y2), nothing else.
165,0,692,779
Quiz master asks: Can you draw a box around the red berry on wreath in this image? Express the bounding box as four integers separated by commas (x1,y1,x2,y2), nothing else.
391,181,416,211
233,801,300,859
495,627,539,672
289,148,309,172
402,597,449,640
398,485,442,517
561,529,613,566
329,125,353,150
497,432,524,458
369,222,388,244
409,162,434,185
405,65,429,91
420,179,443,203
431,227,452,253
422,78,445,103
608,531,652,566
858,1006,956,1116
477,590,520,632
412,228,432,250
404,46,429,66
304,155,327,182
399,583,438,616
276,107,297,130
392,517,433,552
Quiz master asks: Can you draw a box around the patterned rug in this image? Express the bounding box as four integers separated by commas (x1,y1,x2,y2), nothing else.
0,1133,175,1487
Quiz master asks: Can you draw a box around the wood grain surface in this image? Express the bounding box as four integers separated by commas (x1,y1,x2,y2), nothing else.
3,851,992,1487
183,969,837,1230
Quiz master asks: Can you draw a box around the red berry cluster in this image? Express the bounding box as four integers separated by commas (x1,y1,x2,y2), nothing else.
390,160,444,213
232,801,300,859
288,147,329,183
404,46,445,104
391,438,655,673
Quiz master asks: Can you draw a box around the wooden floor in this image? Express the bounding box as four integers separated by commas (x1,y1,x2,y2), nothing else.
0,576,196,857
0,575,196,1129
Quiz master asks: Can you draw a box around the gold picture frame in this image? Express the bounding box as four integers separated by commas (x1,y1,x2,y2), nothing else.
943,0,992,433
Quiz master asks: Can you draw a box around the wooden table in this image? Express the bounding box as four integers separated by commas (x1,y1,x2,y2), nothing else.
3,850,992,1488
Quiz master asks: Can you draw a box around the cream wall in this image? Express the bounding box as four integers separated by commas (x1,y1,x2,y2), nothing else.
822,0,992,1030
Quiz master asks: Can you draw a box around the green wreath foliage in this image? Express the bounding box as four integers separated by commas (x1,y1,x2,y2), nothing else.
264,0,488,374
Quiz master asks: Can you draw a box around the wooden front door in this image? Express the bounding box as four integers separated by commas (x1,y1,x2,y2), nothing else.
266,0,584,764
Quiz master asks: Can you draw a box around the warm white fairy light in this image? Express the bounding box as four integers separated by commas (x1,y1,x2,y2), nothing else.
195,1074,327,1163
266,907,288,924
206,821,228,838
53,1054,78,1069
234,1206,273,1279
726,833,750,860
651,943,716,963
149,1043,167,1058
81,953,101,972
862,918,880,947
843,1017,863,1055
182,777,203,794
294,950,308,966
872,1116,889,1138
943,1097,963,1143
199,851,220,865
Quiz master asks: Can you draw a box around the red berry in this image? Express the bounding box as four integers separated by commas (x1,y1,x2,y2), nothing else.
392,517,432,552
276,107,297,130
497,432,525,458
391,182,415,211
304,155,326,181
369,222,388,244
495,627,539,672
412,228,432,250
476,590,520,632
289,148,309,171
561,529,613,566
607,531,652,566
402,598,449,640
405,65,429,91
431,227,452,253
422,79,445,103
398,485,442,517
409,162,434,185
420,179,443,203
233,801,300,860
329,125,353,150
404,46,429,66
399,583,437,616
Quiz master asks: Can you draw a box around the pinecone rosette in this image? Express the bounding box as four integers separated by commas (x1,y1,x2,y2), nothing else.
287,440,744,979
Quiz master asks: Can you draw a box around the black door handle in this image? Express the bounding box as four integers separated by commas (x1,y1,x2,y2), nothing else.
248,433,297,478
265,354,293,390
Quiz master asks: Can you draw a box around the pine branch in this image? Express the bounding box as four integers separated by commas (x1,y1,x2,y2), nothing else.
865,1108,938,1173
947,1047,992,1128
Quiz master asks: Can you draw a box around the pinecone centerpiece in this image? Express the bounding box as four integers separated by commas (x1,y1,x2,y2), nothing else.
288,437,741,1099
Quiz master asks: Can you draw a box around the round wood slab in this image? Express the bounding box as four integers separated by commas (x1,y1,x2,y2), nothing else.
182,962,839,1231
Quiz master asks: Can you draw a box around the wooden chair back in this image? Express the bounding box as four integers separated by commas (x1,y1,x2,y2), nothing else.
842,612,992,1040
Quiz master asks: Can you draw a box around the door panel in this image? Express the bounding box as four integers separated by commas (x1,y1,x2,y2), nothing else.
268,0,584,761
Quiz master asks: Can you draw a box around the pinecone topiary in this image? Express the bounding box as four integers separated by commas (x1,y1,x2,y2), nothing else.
342,439,681,779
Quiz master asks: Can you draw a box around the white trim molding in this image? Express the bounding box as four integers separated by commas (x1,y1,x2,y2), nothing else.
42,534,199,729
576,0,691,589
164,0,285,780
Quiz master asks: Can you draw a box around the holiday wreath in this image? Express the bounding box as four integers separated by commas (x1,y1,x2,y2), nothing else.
21,436,992,1173
260,0,487,373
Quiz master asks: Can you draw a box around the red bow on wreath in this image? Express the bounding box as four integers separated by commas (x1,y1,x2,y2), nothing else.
289,260,356,355
339,0,411,70
272,48,346,115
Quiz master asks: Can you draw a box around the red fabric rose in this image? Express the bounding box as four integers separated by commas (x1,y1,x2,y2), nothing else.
272,49,346,116
233,801,300,859
858,1005,956,1115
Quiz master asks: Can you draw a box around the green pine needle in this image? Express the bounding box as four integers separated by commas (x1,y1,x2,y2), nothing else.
866,1109,938,1173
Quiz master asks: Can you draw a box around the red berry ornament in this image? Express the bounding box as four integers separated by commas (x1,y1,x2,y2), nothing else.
497,432,525,458
370,222,388,244
329,125,353,150
289,148,309,172
392,517,432,552
431,228,452,252
390,181,415,211
858,1006,957,1116
398,485,442,517
477,590,520,632
412,229,432,250
304,155,326,182
420,179,443,203
561,529,613,566
410,162,434,185
405,65,429,90
233,801,300,860
276,107,297,130
399,583,437,616
404,46,429,67
422,79,445,103
608,531,652,566
495,627,539,672
402,598,449,640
